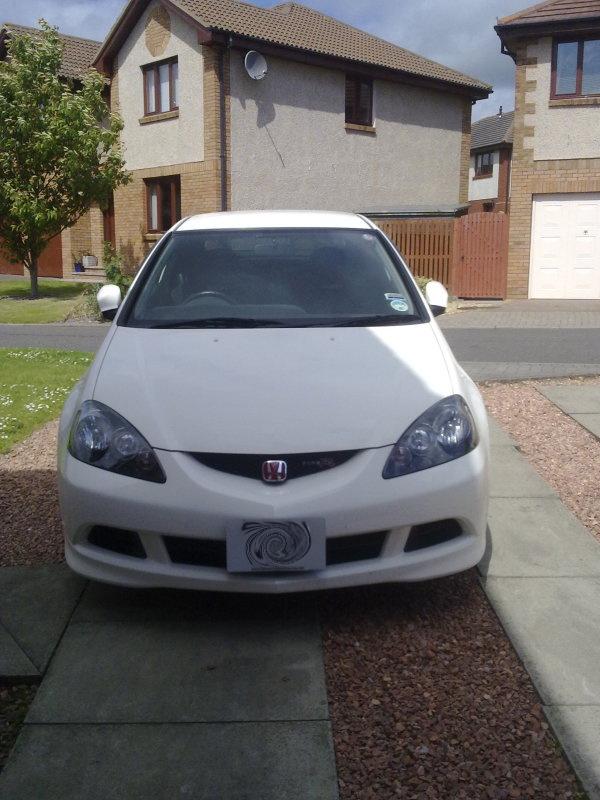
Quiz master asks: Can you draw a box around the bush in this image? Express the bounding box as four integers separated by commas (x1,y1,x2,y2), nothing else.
103,242,133,293
415,276,431,292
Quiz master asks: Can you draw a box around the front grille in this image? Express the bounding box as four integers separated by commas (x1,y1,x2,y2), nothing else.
88,526,146,559
190,450,358,481
404,520,462,552
163,530,387,569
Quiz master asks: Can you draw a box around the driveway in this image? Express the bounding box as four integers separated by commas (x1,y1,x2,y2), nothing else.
1,300,600,380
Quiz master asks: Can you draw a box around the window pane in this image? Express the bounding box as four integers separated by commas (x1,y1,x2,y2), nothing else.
159,63,170,112
172,61,179,107
161,181,172,230
555,41,578,94
583,39,600,94
149,185,158,230
145,68,156,113
357,81,372,124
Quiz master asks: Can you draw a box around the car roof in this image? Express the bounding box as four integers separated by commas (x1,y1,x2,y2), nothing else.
176,210,374,232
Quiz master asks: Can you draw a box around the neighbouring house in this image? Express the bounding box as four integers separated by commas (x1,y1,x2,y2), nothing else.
88,0,490,272
468,108,513,213
0,24,105,279
496,0,600,299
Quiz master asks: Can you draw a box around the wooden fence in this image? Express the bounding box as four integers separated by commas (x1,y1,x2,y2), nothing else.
374,218,454,287
371,213,509,299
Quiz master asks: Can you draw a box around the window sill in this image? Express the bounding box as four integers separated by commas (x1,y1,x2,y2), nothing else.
473,173,493,180
139,110,179,125
345,122,376,134
143,232,164,242
549,96,600,107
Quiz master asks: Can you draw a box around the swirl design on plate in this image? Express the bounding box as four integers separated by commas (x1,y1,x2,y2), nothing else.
242,521,311,567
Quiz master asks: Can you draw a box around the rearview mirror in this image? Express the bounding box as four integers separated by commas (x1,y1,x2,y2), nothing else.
97,284,122,321
425,281,448,317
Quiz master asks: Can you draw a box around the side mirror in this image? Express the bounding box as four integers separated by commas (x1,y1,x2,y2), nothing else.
425,281,448,317
97,284,122,321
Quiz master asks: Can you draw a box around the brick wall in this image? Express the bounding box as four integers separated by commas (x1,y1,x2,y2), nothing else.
507,38,600,298
111,43,229,272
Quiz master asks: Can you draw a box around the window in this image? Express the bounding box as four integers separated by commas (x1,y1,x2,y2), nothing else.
146,176,181,233
474,152,493,178
345,74,373,126
552,37,600,97
143,57,179,115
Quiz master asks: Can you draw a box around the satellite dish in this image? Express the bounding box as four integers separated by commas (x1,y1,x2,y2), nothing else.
245,50,268,80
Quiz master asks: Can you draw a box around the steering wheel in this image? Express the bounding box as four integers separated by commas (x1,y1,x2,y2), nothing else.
183,290,234,305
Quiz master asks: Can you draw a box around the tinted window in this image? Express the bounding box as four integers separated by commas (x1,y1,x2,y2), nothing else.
126,229,423,328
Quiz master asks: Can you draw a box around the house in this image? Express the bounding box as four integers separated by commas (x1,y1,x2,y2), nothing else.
496,0,600,299
468,108,513,213
88,0,490,272
0,24,103,279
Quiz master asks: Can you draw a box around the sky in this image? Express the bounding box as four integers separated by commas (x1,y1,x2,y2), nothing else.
0,0,527,120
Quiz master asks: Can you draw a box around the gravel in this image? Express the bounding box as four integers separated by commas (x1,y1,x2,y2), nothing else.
481,377,600,542
0,685,37,771
319,574,582,800
0,419,64,567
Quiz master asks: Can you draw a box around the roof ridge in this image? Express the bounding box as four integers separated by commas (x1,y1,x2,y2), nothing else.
1,21,102,45
262,1,491,88
473,109,515,125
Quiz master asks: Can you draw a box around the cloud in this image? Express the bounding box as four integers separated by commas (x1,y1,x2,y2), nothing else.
0,0,522,120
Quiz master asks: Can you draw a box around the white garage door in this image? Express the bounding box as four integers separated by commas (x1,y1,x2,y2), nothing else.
530,194,600,299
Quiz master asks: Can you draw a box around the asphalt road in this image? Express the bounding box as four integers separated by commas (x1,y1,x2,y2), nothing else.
1,322,599,380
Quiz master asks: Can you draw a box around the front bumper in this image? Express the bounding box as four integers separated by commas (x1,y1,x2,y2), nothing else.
58,443,489,593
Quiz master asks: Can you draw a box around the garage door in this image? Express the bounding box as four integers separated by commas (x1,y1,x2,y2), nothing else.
530,194,600,299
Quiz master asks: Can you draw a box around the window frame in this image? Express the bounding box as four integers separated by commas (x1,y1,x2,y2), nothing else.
145,175,181,234
142,56,179,116
345,73,374,127
474,151,494,179
551,35,600,99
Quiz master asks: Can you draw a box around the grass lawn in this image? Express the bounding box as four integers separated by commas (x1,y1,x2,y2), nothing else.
0,279,87,324
0,348,92,453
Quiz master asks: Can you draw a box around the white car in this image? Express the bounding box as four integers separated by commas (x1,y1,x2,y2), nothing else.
58,211,489,593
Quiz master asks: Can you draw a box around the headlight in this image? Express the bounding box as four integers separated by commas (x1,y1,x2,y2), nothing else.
68,400,166,483
383,395,477,479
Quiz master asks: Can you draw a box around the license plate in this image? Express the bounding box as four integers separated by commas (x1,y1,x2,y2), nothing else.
226,520,326,573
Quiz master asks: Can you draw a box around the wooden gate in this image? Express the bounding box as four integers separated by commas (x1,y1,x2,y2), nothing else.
452,212,508,299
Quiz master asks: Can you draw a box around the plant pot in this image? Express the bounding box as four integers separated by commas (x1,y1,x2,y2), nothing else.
74,262,85,273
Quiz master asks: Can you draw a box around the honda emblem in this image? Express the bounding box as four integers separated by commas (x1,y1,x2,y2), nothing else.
262,460,288,483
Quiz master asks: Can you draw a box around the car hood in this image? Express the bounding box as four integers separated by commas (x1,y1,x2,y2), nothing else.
93,324,455,453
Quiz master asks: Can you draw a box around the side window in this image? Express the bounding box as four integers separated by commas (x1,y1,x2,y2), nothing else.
475,152,493,177
345,74,373,126
142,57,179,115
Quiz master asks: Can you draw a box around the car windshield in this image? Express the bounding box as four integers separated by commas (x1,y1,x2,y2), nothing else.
125,228,424,328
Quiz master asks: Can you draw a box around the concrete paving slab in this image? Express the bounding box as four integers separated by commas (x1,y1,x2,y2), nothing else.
0,721,339,800
482,576,600,706
0,624,38,680
544,706,600,800
0,565,86,672
28,610,328,723
572,413,600,439
487,416,515,447
480,497,600,578
489,445,555,498
538,384,600,414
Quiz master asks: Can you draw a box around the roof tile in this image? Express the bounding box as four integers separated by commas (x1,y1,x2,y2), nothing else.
1,23,100,78
471,110,514,150
498,0,600,28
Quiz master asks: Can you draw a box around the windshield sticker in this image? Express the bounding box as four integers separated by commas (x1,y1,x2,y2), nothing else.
385,293,409,313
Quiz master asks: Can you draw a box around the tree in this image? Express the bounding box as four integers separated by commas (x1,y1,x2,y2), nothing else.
0,21,130,298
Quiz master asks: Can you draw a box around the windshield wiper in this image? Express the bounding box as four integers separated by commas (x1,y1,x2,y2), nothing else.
330,314,420,327
146,317,287,329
